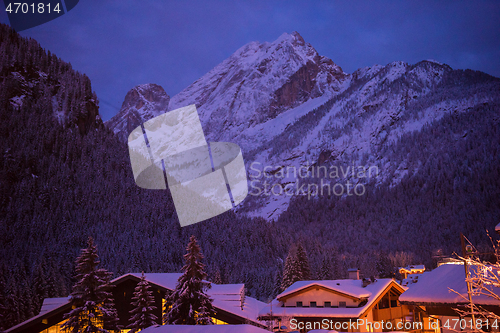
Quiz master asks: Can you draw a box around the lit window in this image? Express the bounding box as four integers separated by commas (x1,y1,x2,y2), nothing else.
212,317,228,325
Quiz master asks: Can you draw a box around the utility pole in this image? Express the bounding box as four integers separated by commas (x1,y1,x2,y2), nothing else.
460,232,476,326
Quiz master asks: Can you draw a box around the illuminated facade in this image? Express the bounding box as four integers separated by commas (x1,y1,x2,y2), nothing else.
259,278,436,333
5,273,266,333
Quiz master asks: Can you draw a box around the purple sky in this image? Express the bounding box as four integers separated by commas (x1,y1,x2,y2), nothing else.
1,1,499,121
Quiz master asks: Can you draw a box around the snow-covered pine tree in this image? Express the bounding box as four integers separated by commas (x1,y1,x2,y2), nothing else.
212,268,223,285
127,272,158,333
33,261,48,315
281,245,302,292
317,257,332,280
164,235,215,325
62,237,119,333
295,243,311,281
272,267,283,299
376,252,394,278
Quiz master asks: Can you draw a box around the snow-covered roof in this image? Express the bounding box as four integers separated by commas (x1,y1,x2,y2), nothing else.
277,280,372,300
399,265,425,272
126,272,183,290
124,273,245,298
260,279,401,319
401,272,429,287
140,324,270,333
38,297,71,315
210,283,244,296
8,272,265,333
400,263,500,306
126,273,246,303
496,222,500,233
4,297,72,333
118,273,266,324
214,296,266,323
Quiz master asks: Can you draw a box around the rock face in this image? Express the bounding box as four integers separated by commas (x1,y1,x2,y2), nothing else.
168,31,348,142
106,84,170,141
108,32,500,221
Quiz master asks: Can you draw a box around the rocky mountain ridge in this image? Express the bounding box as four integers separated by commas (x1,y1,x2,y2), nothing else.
106,31,500,220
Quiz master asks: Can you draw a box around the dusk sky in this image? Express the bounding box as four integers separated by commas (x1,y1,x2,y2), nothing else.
1,1,499,121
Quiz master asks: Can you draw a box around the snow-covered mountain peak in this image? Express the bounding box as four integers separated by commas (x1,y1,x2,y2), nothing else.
105,83,170,141
425,59,444,65
168,32,349,142
229,31,322,71
120,83,169,112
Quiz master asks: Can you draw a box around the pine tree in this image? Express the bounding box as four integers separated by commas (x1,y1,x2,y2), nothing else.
164,235,214,325
62,237,119,333
33,261,48,314
296,243,311,281
0,266,6,332
317,257,332,280
281,246,302,292
272,266,283,299
212,268,223,285
281,242,312,291
127,272,157,333
376,252,395,279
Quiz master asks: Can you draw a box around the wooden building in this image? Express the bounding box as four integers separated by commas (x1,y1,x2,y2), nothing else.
399,265,426,280
5,273,266,333
400,263,500,333
258,274,433,333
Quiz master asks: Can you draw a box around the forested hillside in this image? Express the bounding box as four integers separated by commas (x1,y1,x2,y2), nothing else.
277,102,500,267
0,23,499,331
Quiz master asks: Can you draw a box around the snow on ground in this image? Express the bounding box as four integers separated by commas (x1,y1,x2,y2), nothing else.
239,95,331,151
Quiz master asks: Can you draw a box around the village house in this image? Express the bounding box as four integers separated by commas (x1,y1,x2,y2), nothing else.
258,269,435,333
399,263,500,333
4,273,266,333
399,265,426,280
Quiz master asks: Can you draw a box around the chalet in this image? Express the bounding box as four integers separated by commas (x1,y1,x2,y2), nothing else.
399,265,426,280
258,272,435,333
400,263,500,333
5,273,266,333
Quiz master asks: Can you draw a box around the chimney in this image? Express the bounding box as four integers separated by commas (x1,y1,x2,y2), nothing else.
348,268,360,280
